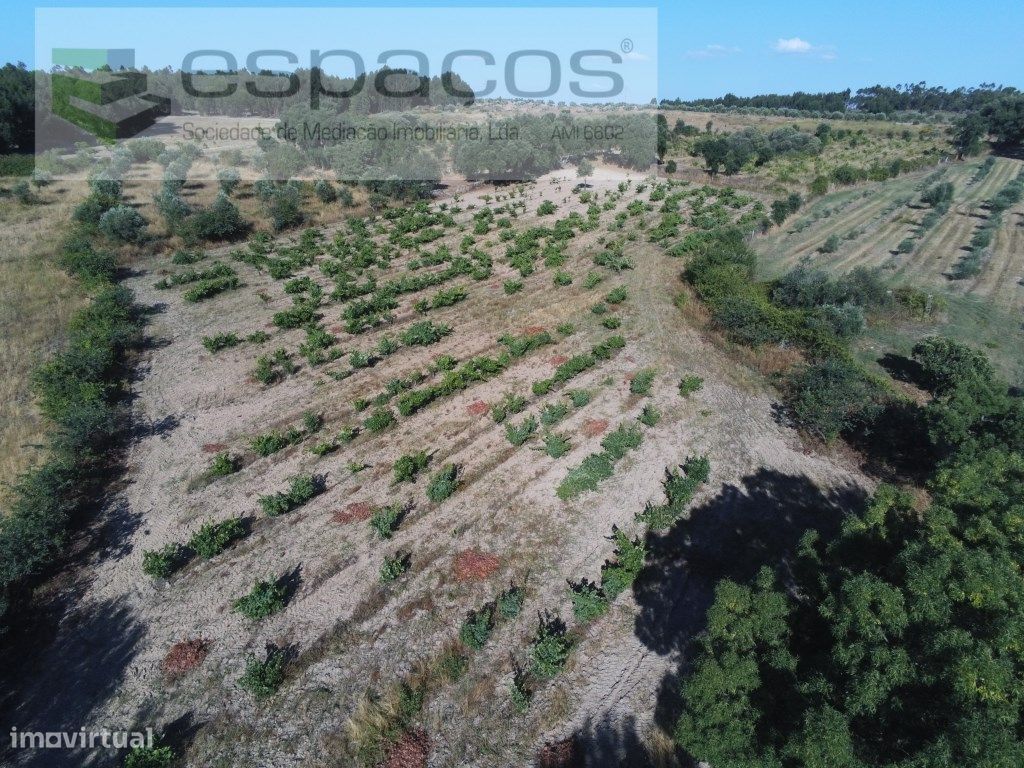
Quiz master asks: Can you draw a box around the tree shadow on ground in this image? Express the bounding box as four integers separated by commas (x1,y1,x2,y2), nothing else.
548,714,664,768
0,596,146,768
631,469,866,747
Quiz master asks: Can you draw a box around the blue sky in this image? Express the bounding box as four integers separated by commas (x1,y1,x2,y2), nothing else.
8,1,1024,100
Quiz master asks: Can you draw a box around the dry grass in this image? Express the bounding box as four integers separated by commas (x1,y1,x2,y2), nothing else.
0,181,90,500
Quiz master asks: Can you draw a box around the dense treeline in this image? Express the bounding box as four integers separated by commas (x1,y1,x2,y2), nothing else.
0,63,33,153
0,195,142,634
662,89,851,113
661,83,1019,116
674,224,1024,767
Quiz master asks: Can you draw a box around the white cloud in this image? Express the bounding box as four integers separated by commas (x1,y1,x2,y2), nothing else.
684,44,741,60
773,37,813,54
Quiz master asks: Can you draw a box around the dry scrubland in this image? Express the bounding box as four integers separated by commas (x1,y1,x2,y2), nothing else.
2,164,869,767
7,106,1023,766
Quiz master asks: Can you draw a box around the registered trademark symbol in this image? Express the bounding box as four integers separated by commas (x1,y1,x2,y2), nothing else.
620,38,634,54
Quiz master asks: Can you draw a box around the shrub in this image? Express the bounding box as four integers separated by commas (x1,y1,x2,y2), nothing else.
259,473,324,516
553,271,572,286
459,606,495,650
497,584,525,619
202,332,241,353
180,194,248,242
267,185,303,231
530,615,572,679
250,430,295,456
786,357,885,441
601,315,622,331
540,402,569,426
567,389,592,407
314,178,336,202
426,463,459,502
238,645,288,698
492,392,528,423
380,552,410,583
364,408,397,433
537,200,557,215
630,369,656,396
124,745,176,768
638,404,661,427
569,580,609,622
605,286,628,304
583,272,603,289
189,517,246,559
142,544,185,578
542,432,572,458
400,320,452,346
637,455,712,530
207,451,239,478
820,234,840,253
897,237,915,254
599,528,646,599
233,578,287,620
505,415,539,446
504,279,524,295
678,375,704,397
370,503,404,539
217,168,241,195
394,451,430,483
99,205,147,243
557,323,576,336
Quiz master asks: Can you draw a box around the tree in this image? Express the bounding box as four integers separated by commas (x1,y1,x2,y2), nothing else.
656,113,669,162
953,112,987,158
577,158,594,180
980,94,1024,147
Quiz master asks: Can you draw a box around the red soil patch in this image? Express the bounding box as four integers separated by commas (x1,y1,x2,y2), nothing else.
522,325,546,335
201,442,227,454
582,419,609,437
548,354,569,366
466,400,489,416
537,737,581,768
332,502,372,524
453,549,500,582
162,638,210,681
384,729,430,768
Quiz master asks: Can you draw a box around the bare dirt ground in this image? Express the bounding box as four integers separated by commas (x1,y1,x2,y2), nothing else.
1,165,870,767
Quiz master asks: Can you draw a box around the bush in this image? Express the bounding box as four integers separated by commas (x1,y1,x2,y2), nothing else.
426,464,459,502
567,389,591,407
217,168,241,196
542,432,572,458
459,606,495,650
364,408,397,433
233,578,287,620
497,584,525,619
238,645,288,698
638,403,661,426
99,205,147,243
786,356,885,440
630,369,656,396
380,552,410,583
314,178,336,203
570,580,609,622
370,503,404,539
553,271,572,286
492,392,527,423
180,194,248,242
266,185,303,231
189,517,246,559
259,474,324,516
394,451,430,483
124,745,176,768
530,615,572,679
599,528,646,598
678,375,704,397
142,544,184,578
505,415,538,446
537,200,557,215
820,233,840,253
504,279,524,295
